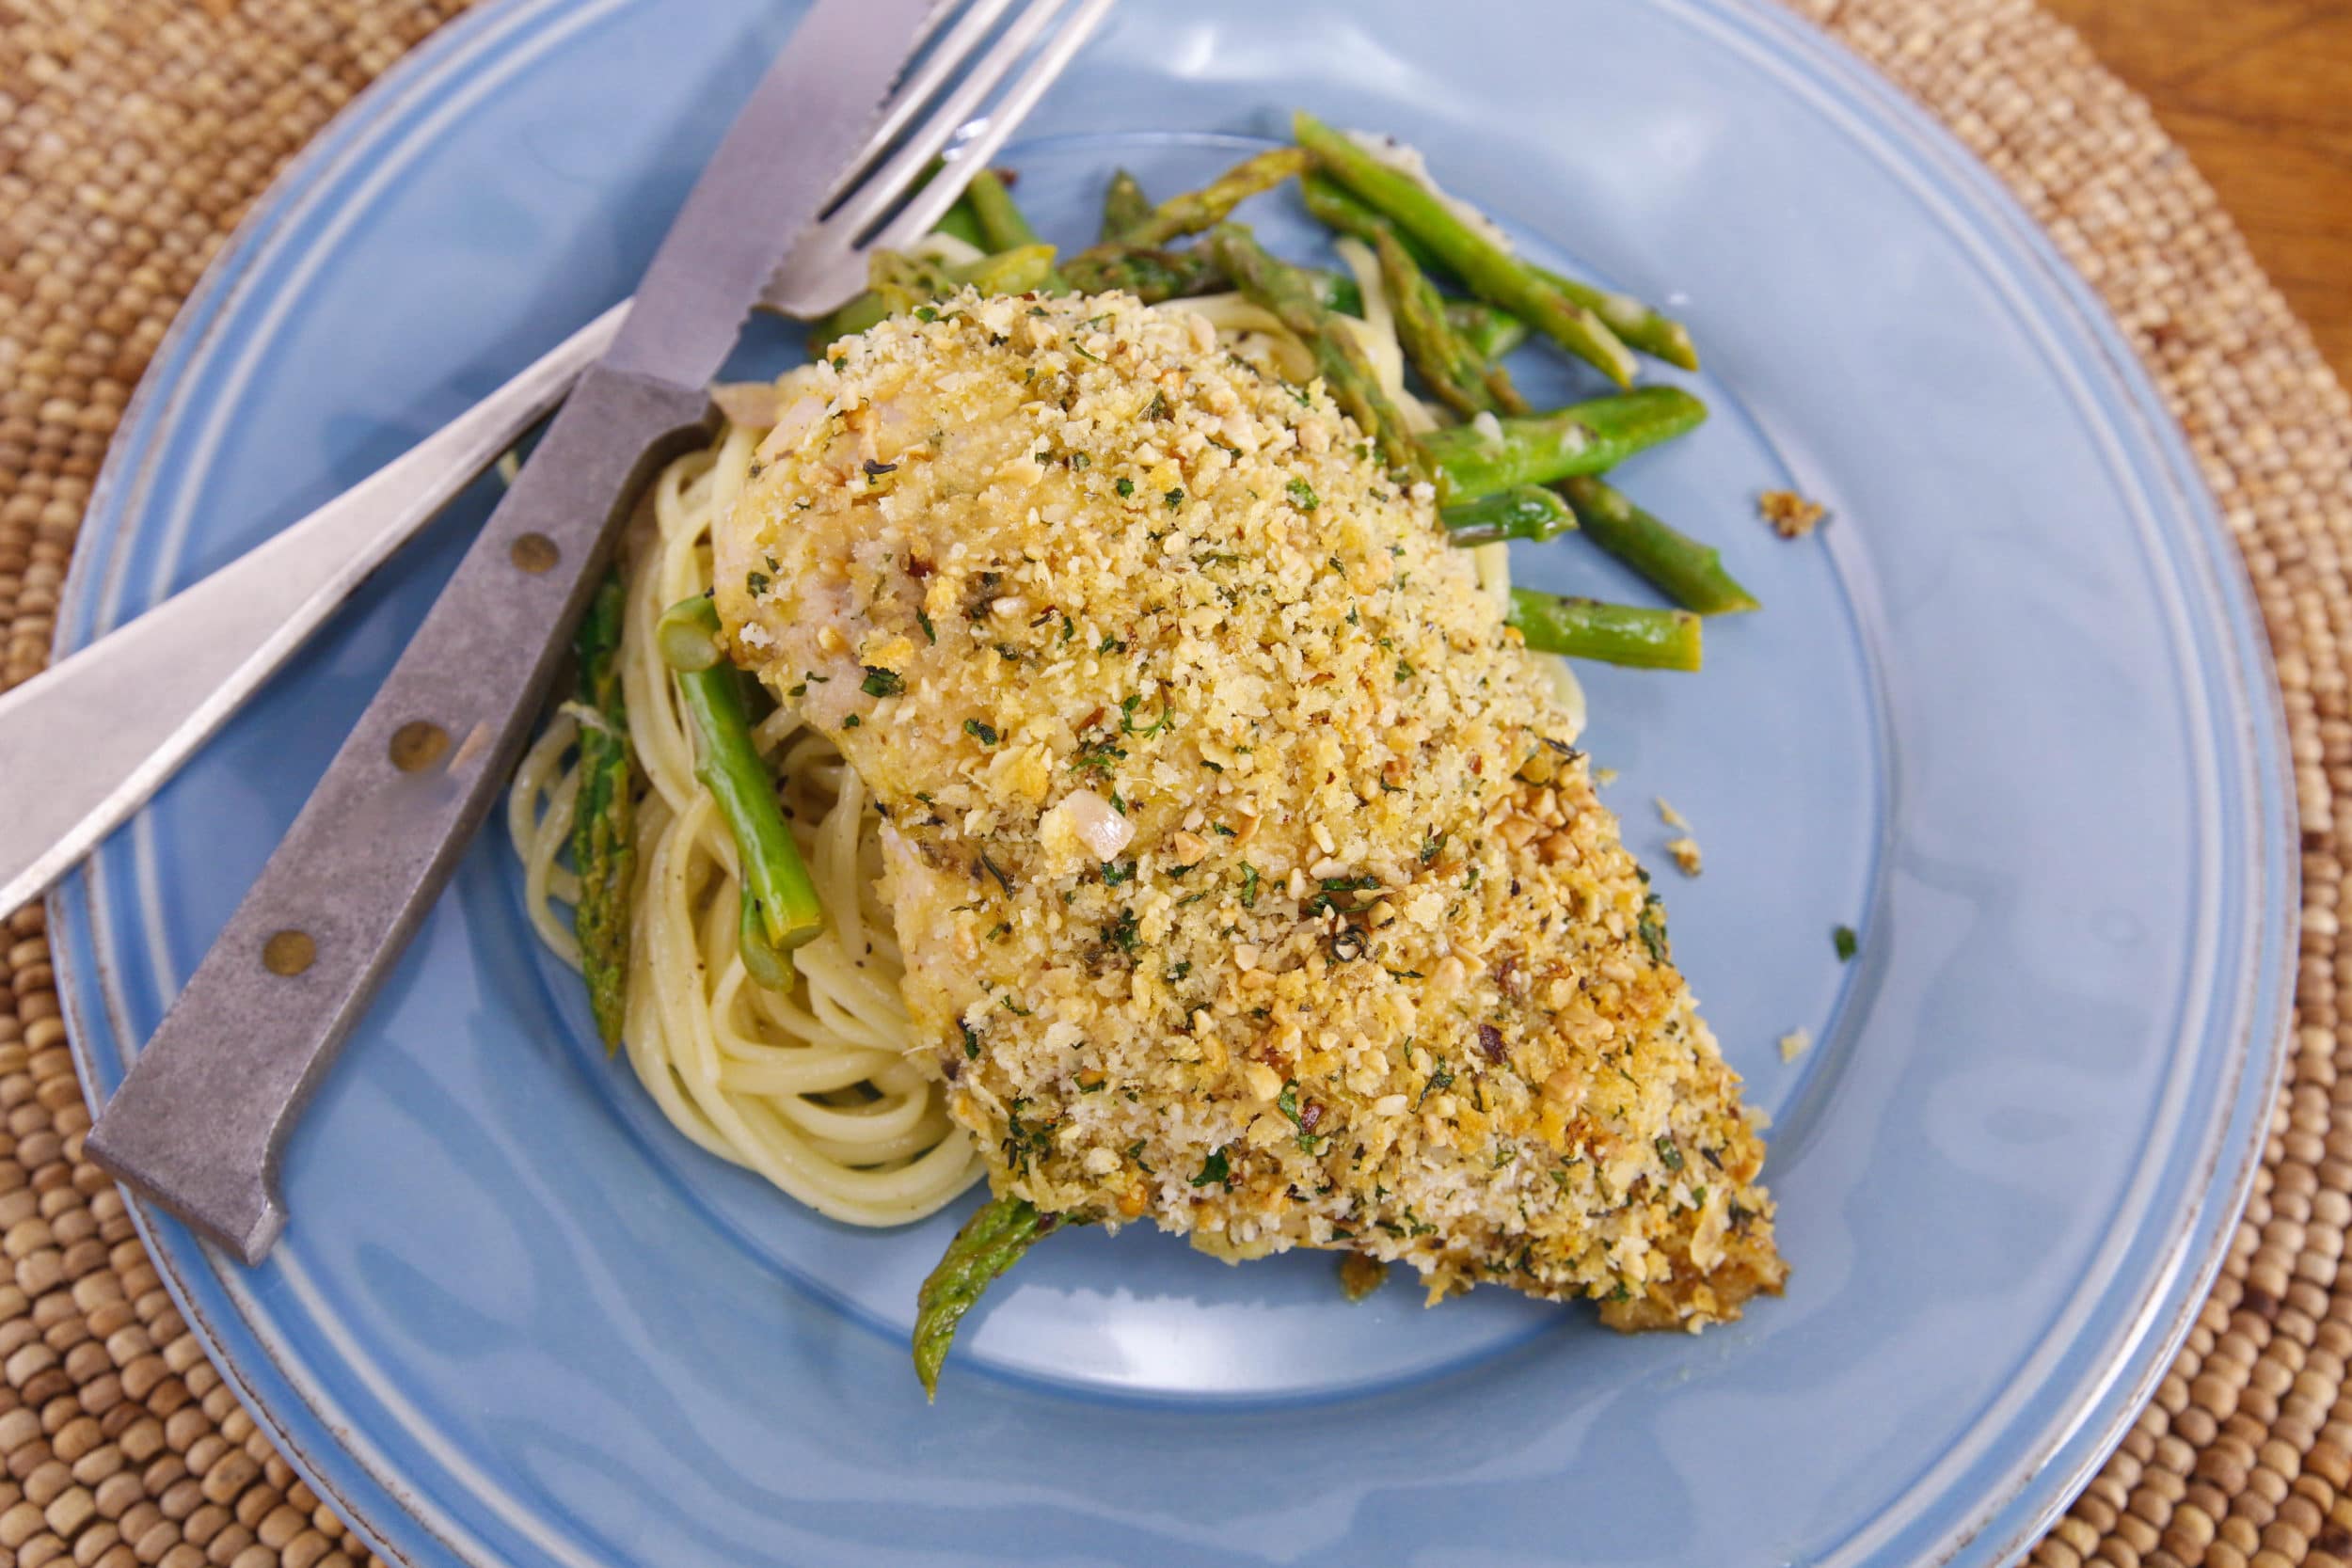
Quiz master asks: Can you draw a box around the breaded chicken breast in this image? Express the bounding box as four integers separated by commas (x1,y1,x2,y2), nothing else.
714,290,1784,1328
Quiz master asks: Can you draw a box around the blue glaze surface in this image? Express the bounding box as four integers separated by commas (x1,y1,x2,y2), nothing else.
49,0,2295,1563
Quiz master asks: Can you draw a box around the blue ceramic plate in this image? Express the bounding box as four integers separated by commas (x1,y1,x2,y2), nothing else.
52,1,2296,1563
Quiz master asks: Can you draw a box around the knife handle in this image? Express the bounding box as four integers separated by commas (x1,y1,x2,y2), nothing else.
86,364,711,1264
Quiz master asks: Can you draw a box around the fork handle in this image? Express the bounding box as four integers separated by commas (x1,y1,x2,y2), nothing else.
0,302,627,919
85,362,709,1263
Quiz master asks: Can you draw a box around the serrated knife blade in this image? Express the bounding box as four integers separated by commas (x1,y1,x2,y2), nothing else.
86,0,943,1263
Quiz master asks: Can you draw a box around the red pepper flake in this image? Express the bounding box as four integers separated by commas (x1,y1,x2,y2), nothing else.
1477,1022,1507,1064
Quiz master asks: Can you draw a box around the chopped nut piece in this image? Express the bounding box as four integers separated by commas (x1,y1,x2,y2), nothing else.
1778,1028,1812,1063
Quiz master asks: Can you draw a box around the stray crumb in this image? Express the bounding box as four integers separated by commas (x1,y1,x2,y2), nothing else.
1759,489,1827,539
1833,925,1858,962
1778,1028,1812,1063
1665,835,1703,878
1594,767,1619,786
1339,1253,1389,1302
1655,797,1689,831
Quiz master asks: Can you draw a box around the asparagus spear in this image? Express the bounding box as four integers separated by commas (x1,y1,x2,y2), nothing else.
1449,299,1530,361
1439,484,1574,546
1060,245,1226,302
914,1196,1059,1399
1295,117,1636,386
1376,229,1527,418
1101,167,1152,241
1509,590,1704,672
1301,166,1698,372
1302,170,1443,268
933,196,988,253
658,596,825,987
1422,387,1708,500
1557,474,1758,615
569,570,636,1048
1116,148,1311,247
1307,175,1529,360
1207,224,1432,485
1058,244,1368,319
965,167,1045,251
812,244,1059,348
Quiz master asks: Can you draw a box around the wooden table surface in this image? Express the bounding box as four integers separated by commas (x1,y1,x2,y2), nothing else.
2042,0,2352,377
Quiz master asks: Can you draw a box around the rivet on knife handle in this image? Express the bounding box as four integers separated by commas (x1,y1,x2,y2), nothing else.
85,366,710,1263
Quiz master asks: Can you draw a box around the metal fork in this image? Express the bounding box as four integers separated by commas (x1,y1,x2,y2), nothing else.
0,0,1113,918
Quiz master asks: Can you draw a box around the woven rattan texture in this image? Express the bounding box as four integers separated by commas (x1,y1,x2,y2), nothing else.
2,0,2347,1564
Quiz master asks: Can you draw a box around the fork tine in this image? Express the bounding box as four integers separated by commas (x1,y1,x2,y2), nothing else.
827,0,1025,207
823,0,1087,244
866,0,1118,252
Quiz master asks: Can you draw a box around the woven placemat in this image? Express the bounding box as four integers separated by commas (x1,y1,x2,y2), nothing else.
2,0,2345,1564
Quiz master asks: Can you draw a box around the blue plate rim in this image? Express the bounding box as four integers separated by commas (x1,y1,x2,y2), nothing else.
44,0,2300,1564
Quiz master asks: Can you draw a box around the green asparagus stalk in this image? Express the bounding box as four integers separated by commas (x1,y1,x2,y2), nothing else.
1376,230,1527,418
1557,474,1758,615
1302,170,1447,268
1060,245,1226,302
811,244,1059,349
964,167,1044,251
933,196,988,253
1508,590,1704,671
569,570,636,1049
1449,299,1530,361
1116,148,1311,247
1208,224,1431,485
1422,387,1708,500
657,596,825,987
1059,244,1368,319
1295,118,1636,386
1439,484,1574,546
1315,269,1366,319
914,1196,1059,1399
957,244,1057,297
1101,168,1152,241
1300,166,1698,372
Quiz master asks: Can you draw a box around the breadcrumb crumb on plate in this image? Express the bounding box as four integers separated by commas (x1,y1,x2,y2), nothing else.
1759,487,1828,538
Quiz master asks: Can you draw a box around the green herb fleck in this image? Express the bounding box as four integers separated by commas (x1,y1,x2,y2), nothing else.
745,570,771,594
1120,694,1171,737
1116,478,1136,499
1239,863,1260,909
916,610,936,644
1655,1135,1684,1172
1190,1148,1232,1188
1637,895,1669,964
964,718,999,746
860,666,903,698
1286,479,1319,512
1104,909,1142,956
1834,925,1859,962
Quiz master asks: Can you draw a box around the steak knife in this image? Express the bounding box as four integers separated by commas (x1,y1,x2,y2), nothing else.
86,0,943,1263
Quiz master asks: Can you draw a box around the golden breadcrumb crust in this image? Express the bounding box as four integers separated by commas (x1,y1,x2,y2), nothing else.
715,290,1785,1327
